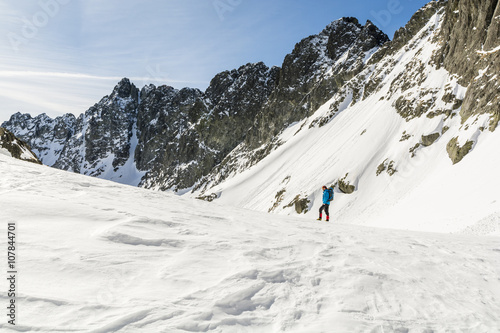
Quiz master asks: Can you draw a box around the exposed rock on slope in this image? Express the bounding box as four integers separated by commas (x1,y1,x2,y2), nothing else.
433,0,500,128
0,127,41,164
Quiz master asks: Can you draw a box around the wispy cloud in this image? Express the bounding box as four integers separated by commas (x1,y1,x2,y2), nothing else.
0,70,208,85
0,70,123,80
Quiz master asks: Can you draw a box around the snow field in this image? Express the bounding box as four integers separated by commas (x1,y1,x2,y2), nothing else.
1,154,499,332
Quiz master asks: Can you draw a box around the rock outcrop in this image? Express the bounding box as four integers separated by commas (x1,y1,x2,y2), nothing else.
433,0,500,128
0,127,41,164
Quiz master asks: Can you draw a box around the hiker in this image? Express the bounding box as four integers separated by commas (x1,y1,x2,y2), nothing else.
317,185,334,221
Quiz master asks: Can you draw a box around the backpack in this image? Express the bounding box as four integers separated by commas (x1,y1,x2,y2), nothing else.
326,188,334,202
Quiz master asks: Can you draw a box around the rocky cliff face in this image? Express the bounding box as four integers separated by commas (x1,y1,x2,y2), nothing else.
136,62,278,190
246,18,389,148
3,0,498,197
0,127,41,164
432,0,500,129
56,79,140,176
4,112,76,166
4,79,141,182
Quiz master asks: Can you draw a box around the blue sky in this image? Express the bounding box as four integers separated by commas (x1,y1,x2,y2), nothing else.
0,0,431,122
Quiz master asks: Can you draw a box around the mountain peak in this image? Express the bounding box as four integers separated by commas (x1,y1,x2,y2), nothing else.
324,16,389,60
338,16,360,25
112,77,139,100
325,17,360,30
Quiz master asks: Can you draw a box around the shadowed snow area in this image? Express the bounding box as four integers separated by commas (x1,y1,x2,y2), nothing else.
1,154,499,332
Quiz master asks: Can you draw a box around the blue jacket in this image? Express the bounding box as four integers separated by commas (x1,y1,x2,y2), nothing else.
323,187,334,205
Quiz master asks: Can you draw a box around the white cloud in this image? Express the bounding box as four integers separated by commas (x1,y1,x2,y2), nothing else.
0,70,206,84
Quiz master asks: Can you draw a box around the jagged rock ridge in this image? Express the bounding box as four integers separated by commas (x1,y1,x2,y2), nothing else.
3,62,279,189
432,0,500,130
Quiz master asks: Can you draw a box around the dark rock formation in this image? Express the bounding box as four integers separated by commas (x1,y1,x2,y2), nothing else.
284,195,311,214
137,62,278,190
421,133,441,146
0,127,41,164
338,174,356,193
446,137,475,164
433,0,500,126
246,17,389,149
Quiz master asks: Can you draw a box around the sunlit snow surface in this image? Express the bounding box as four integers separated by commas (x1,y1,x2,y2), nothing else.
1,154,499,332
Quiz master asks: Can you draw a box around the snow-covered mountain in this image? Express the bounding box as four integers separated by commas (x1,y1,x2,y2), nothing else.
2,63,278,189
1,14,389,189
194,0,500,233
2,0,499,232
1,151,499,332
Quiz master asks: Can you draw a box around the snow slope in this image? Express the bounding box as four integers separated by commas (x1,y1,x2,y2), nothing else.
197,10,500,235
1,154,499,332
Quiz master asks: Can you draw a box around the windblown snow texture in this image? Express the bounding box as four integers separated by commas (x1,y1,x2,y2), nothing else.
1,153,499,332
